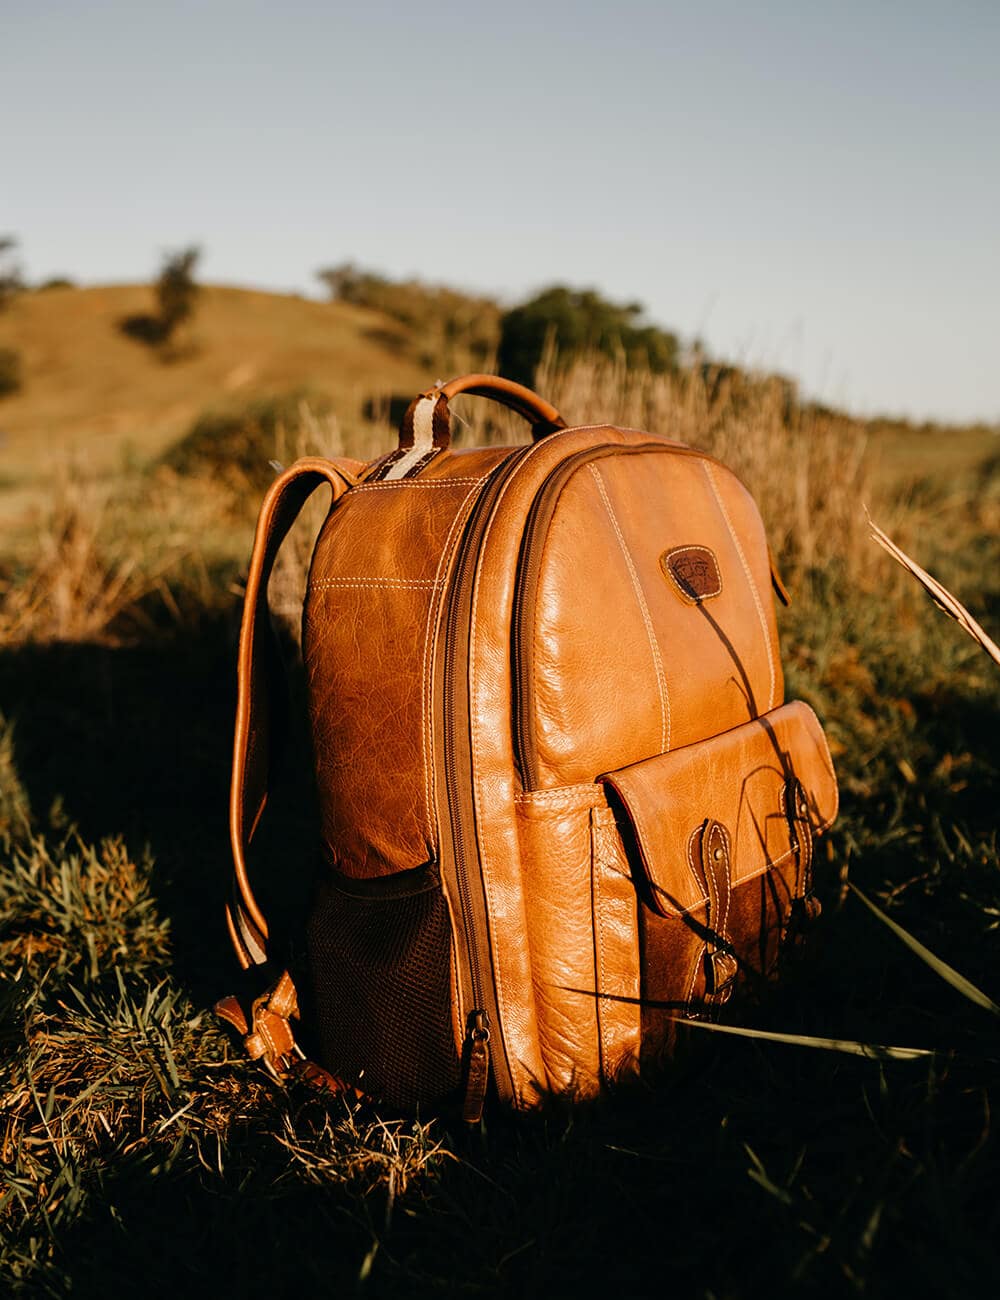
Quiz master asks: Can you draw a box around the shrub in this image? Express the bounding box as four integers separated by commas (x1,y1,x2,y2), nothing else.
0,236,24,311
161,389,334,491
499,285,680,386
0,346,22,398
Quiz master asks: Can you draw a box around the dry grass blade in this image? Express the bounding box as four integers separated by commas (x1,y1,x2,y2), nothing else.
675,1017,932,1061
850,884,1000,1016
867,512,1000,667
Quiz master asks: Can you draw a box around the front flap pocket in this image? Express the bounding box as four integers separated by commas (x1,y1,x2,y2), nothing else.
600,701,838,918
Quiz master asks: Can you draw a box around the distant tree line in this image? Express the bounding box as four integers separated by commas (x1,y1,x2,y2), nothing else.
316,261,681,387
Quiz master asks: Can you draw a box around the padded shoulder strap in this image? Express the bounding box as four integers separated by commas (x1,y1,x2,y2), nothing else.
226,456,360,970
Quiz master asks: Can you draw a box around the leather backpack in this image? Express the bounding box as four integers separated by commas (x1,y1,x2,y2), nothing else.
217,373,838,1119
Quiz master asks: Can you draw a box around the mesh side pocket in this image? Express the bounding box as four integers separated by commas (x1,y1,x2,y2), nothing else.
306,865,460,1110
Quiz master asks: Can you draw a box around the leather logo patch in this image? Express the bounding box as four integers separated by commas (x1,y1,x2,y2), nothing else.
660,545,723,603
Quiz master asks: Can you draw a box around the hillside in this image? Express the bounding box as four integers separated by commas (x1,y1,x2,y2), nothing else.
0,283,432,482
1,282,995,530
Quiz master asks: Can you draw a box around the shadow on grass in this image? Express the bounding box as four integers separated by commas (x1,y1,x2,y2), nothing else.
30,1038,1000,1300
0,617,319,999
2,606,1000,1297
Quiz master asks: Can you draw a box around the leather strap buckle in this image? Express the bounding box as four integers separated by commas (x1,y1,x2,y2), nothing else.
705,949,739,999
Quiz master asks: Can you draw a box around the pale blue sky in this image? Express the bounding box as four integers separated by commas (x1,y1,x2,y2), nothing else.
4,0,998,421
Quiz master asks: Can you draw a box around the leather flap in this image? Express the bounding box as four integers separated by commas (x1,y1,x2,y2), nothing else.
600,701,838,918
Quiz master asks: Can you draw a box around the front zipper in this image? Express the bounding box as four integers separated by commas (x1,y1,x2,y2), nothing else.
439,444,535,1115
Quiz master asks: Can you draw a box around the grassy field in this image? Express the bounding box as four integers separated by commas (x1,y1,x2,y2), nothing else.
1,302,998,1297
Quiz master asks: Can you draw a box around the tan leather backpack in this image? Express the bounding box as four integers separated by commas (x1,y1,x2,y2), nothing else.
217,374,838,1119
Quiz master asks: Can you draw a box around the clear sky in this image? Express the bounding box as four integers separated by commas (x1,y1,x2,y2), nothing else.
4,0,998,422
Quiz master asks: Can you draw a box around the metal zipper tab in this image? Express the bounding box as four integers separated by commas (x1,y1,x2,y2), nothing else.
461,1010,491,1124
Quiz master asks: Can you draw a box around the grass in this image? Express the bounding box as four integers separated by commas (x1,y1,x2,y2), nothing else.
1,339,999,1296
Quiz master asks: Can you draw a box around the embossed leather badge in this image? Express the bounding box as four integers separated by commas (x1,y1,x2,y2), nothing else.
660,545,723,602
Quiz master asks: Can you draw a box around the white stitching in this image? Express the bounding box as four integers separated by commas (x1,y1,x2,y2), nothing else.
684,935,704,1007
352,477,488,492
716,823,732,939
591,814,610,1077
514,784,605,807
308,577,442,589
590,465,671,753
703,461,776,711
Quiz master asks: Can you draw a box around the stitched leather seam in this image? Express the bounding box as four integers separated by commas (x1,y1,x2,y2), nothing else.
308,577,443,589
684,939,704,1007
514,785,605,807
684,826,707,907
591,816,610,1078
716,823,732,939
352,477,488,492
703,461,776,711
590,465,672,752
693,825,719,931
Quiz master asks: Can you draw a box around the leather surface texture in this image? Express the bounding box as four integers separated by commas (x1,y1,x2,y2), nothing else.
304,468,491,877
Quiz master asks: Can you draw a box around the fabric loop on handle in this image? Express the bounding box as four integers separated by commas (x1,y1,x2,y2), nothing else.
381,373,567,481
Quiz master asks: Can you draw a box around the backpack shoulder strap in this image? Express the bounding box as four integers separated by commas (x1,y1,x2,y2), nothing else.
226,456,360,970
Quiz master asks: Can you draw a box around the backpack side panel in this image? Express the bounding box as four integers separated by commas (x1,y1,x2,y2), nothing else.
300,449,509,1106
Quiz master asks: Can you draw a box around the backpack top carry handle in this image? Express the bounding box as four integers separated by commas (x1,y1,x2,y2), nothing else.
380,374,568,481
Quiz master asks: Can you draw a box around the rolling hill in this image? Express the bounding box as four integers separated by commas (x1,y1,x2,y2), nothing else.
0,283,433,483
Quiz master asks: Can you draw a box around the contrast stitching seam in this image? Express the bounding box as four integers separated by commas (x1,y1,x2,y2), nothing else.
717,823,732,939
308,578,443,590
590,465,671,752
514,785,603,806
703,461,776,711
592,817,609,1076
352,478,487,492
685,826,711,914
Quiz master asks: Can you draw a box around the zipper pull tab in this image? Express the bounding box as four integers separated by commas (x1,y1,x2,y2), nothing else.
461,1010,491,1124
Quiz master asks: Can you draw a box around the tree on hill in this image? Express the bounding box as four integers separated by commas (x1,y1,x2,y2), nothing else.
498,286,680,386
155,246,201,339
120,245,201,354
0,236,25,311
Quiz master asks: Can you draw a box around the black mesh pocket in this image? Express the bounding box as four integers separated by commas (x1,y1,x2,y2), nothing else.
306,864,460,1110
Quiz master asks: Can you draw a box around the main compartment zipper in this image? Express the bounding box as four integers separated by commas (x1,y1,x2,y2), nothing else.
439,444,535,1116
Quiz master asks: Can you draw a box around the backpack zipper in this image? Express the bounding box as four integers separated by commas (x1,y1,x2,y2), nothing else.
439,444,535,1117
